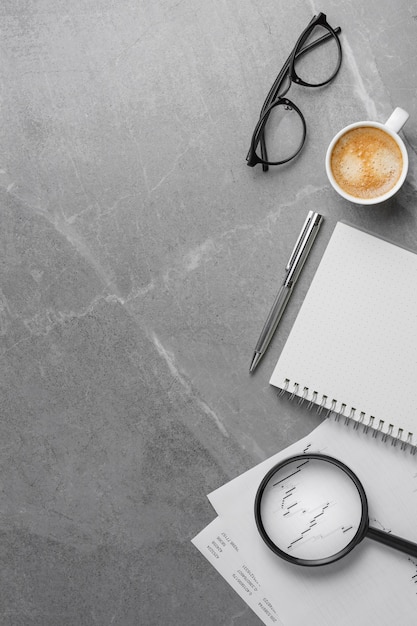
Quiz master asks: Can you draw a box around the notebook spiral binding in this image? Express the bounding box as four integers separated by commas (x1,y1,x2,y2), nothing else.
279,378,417,455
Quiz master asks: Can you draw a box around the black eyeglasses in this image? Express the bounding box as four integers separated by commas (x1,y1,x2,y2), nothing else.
246,13,342,172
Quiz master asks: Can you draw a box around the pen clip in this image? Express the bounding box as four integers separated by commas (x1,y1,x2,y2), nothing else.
286,210,315,272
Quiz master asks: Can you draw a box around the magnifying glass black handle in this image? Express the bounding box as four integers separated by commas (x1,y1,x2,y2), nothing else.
367,526,417,558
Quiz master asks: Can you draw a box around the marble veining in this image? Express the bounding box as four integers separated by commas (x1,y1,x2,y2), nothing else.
1,1,417,624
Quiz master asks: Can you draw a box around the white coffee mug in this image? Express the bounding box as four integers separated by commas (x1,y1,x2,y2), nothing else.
325,108,409,205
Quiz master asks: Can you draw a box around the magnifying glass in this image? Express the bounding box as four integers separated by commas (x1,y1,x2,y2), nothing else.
254,453,417,566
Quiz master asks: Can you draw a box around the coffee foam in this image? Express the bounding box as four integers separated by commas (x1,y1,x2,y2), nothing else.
330,126,403,200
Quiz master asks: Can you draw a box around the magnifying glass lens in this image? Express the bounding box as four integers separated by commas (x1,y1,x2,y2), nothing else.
257,457,365,563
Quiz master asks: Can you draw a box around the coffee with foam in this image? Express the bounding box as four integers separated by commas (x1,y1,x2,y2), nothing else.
330,126,403,200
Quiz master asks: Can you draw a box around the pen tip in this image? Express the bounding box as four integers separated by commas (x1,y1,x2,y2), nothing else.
249,352,262,373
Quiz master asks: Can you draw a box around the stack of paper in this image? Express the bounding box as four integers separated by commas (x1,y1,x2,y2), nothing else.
192,418,417,626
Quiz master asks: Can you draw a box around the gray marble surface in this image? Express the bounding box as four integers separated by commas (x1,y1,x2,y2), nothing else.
2,1,417,624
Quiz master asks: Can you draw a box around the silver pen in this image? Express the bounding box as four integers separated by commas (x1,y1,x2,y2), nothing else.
249,211,323,373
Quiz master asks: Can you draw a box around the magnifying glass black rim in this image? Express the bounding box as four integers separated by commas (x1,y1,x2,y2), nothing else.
254,453,370,567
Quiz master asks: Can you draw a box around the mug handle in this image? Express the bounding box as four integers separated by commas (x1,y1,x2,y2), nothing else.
385,107,409,133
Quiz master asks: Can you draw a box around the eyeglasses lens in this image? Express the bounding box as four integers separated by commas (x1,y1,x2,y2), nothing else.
260,103,305,163
294,25,340,86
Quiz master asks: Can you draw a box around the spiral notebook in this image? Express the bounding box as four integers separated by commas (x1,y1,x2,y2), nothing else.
270,221,417,450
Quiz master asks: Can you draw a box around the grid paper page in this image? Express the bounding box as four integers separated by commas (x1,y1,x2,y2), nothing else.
269,222,417,443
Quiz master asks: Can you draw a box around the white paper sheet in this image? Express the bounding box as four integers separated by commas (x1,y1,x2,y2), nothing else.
192,518,283,625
